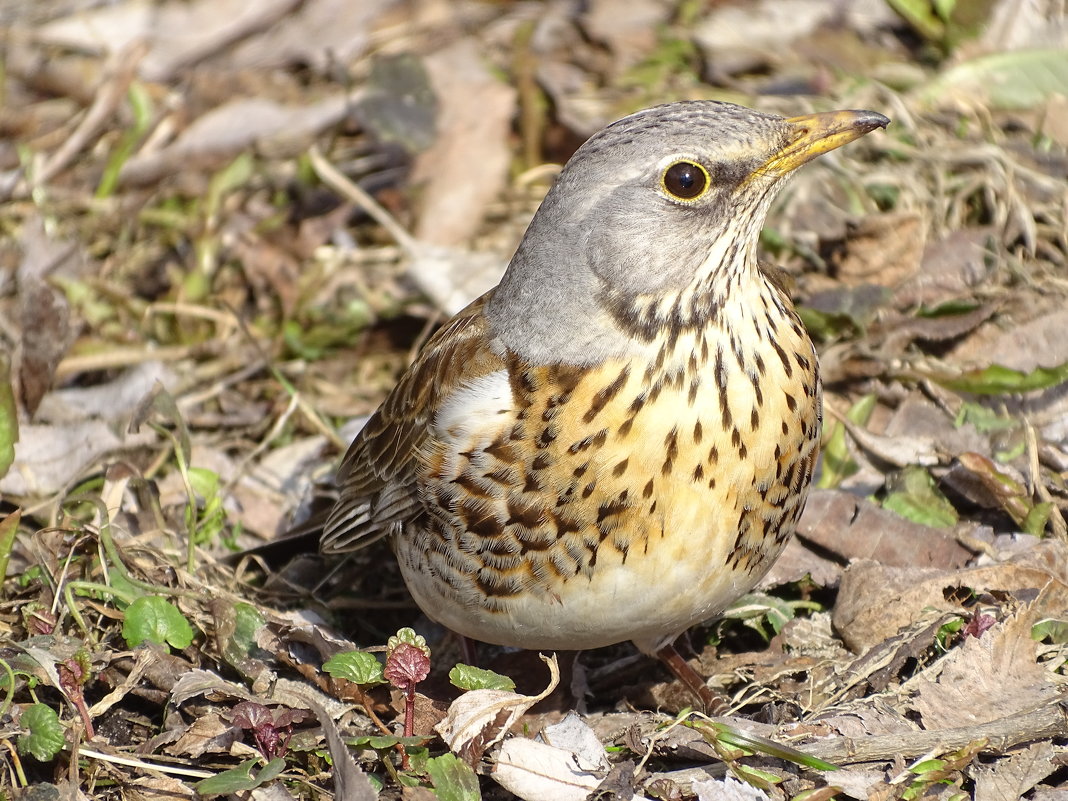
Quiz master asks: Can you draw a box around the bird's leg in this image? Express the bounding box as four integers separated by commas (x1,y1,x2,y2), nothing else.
655,643,729,715
460,635,479,667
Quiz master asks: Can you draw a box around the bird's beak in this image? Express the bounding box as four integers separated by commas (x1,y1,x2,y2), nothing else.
760,109,890,176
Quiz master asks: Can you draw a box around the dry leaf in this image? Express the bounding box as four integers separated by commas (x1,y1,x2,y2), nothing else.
906,581,1068,730
436,653,559,764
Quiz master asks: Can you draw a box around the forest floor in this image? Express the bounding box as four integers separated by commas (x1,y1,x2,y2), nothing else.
1,1,1067,799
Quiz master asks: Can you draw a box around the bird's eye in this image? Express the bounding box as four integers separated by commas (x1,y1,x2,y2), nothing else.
661,161,710,201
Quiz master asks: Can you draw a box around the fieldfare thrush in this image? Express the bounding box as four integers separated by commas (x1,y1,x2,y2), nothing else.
321,100,888,709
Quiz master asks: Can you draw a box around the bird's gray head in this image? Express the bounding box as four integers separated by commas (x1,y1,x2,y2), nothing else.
487,100,888,365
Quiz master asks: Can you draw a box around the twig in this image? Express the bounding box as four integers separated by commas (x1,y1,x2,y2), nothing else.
798,699,1067,764
36,42,149,188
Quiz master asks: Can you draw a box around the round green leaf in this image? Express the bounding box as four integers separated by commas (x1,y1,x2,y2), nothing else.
122,595,194,650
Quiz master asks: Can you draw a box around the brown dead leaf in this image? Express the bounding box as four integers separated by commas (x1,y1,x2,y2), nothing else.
906,581,1068,730
958,309,1068,373
119,94,355,187
833,539,1068,652
0,419,157,497
170,711,239,757
124,776,197,801
411,41,517,248
795,489,975,569
389,689,448,737
759,533,842,588
581,0,672,72
832,212,926,287
973,741,1059,801
436,653,559,765
894,228,993,308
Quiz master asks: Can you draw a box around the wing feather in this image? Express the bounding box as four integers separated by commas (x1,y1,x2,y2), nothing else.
321,293,505,553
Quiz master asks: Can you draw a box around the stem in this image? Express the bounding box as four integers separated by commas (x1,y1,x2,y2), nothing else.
400,685,416,770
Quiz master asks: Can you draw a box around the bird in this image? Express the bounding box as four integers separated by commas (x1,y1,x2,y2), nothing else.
320,100,888,710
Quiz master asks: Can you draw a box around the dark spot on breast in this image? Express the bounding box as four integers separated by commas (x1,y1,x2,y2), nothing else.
505,501,543,530
519,371,538,394
583,367,630,423
693,464,704,481
484,468,515,486
693,420,703,444
537,426,557,448
453,474,492,499
581,481,597,499
662,428,679,475
597,495,630,525
554,514,581,536
708,444,719,464
485,439,520,463
531,453,551,471
771,339,793,377
569,428,608,453
751,407,760,429
476,571,520,598
642,479,654,498
785,392,797,412
612,458,629,477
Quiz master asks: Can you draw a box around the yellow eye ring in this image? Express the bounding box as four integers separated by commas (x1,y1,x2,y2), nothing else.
661,160,710,202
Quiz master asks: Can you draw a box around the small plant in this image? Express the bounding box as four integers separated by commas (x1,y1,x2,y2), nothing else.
384,628,432,740
232,701,309,761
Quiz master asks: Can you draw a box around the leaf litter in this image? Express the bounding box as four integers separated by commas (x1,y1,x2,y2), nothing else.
1,0,1068,799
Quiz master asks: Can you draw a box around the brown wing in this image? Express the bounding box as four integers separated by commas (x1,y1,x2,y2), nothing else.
321,292,505,554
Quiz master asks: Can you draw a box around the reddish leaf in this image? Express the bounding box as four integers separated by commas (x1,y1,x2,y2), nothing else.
384,642,431,692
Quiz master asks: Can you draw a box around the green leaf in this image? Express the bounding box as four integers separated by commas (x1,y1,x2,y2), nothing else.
936,616,966,650
97,82,153,197
796,306,861,343
916,299,980,318
0,510,20,584
426,753,482,801
882,467,958,528
690,718,838,772
0,353,18,479
122,596,195,651
232,602,266,650
195,757,286,796
349,734,428,750
1021,502,1052,537
817,394,876,489
953,402,1019,433
1032,619,1068,644
886,0,946,41
18,703,66,761
910,758,948,774
387,627,430,656
323,650,385,685
449,664,516,692
920,49,1068,110
188,466,228,545
220,602,267,670
935,362,1068,395
723,593,797,640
